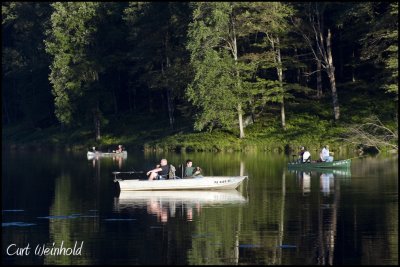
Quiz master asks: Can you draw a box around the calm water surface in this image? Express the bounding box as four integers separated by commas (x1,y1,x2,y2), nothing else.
2,149,398,265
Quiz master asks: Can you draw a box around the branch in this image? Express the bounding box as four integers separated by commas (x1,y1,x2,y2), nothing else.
341,117,398,152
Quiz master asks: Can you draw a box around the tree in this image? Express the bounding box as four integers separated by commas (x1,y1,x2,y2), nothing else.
187,2,249,138
236,2,294,130
360,2,398,98
45,2,101,139
292,2,341,120
342,115,398,153
123,2,192,130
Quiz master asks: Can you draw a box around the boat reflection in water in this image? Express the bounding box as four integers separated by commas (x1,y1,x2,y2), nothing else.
301,172,311,194
320,172,334,196
291,166,351,196
289,168,351,265
114,190,247,223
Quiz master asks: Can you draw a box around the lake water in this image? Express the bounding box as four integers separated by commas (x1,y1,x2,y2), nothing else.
2,149,398,265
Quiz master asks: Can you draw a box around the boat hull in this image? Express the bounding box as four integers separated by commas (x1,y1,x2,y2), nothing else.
287,159,351,169
116,176,247,191
87,151,127,159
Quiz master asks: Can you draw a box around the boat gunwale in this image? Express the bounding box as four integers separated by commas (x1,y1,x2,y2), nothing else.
287,159,351,169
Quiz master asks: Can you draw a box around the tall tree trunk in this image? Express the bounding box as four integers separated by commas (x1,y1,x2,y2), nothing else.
271,36,286,130
128,88,136,112
317,59,323,99
132,87,137,111
296,4,341,121
276,38,286,130
128,89,132,112
326,29,340,120
114,71,121,114
352,49,356,82
238,103,245,138
112,90,118,115
2,96,10,124
93,103,101,141
163,33,175,130
338,32,343,80
166,88,174,130
231,17,245,138
148,90,153,114
294,48,301,83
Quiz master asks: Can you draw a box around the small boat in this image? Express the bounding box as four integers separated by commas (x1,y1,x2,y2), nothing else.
287,159,351,169
87,151,127,160
115,176,248,191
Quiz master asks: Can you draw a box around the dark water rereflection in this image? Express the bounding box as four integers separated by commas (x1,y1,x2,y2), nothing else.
2,149,398,265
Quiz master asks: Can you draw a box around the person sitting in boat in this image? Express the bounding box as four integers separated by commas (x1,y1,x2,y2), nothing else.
297,146,305,163
302,149,311,163
147,158,169,180
113,145,124,153
320,145,334,162
183,159,202,178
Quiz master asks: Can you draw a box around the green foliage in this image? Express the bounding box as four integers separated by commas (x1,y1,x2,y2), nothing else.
187,2,253,134
357,2,398,98
2,2,398,153
45,2,100,126
123,2,193,126
187,50,238,131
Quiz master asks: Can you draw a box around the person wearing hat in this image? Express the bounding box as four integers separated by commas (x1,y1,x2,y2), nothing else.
113,145,124,153
320,145,334,162
297,146,305,163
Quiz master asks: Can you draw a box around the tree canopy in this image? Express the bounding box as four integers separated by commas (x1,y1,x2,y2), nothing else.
2,2,397,148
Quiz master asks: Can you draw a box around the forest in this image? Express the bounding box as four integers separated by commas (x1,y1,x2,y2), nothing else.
2,2,398,152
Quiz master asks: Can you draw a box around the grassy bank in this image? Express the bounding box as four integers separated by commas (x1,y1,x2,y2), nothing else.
3,112,356,153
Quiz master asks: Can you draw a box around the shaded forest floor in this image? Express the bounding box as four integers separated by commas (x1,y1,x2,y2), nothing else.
2,89,397,153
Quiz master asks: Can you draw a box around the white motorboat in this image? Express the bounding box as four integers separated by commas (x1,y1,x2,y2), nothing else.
115,176,248,191
87,150,127,160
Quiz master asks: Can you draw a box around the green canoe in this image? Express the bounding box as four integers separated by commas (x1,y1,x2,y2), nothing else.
287,159,351,169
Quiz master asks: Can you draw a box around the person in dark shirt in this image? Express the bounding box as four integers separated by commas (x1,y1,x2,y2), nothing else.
298,146,305,163
147,159,169,180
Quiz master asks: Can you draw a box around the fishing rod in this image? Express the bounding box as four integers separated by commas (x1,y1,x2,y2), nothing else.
112,171,144,175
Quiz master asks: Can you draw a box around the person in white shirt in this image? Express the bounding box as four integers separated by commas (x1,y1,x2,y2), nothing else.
302,149,311,163
320,145,334,162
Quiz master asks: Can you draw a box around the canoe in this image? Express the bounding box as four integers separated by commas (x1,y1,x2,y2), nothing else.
287,159,351,169
87,151,127,159
115,190,247,207
115,176,248,191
